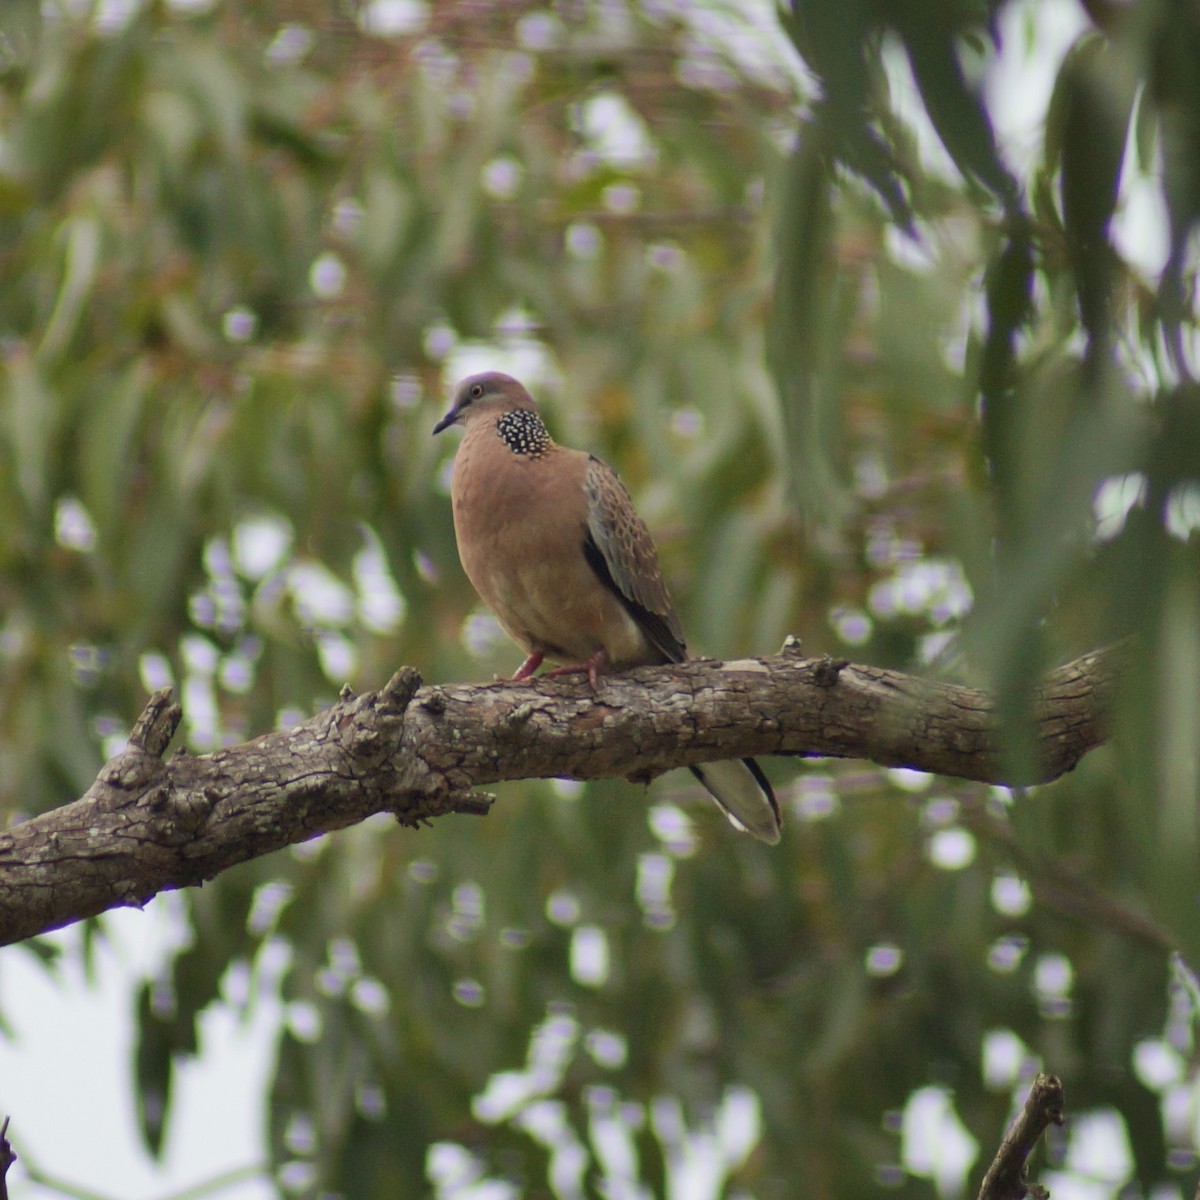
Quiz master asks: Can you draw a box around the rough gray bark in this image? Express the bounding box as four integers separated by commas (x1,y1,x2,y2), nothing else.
0,644,1119,946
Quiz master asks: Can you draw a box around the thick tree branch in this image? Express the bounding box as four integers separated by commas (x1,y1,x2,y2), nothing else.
0,646,1119,946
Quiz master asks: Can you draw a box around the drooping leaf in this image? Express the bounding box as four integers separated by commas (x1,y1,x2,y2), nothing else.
896,11,1020,213
1055,32,1137,362
134,979,175,1158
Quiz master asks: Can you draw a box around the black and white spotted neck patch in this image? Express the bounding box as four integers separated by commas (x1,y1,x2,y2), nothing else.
496,409,552,457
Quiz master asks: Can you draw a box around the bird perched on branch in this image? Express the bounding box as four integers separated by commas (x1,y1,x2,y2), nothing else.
433,371,782,844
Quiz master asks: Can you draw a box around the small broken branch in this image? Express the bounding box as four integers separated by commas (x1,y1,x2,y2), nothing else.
0,1116,15,1200
0,646,1120,946
978,1074,1065,1200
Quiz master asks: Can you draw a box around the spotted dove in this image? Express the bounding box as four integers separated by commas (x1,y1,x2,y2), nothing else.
433,371,781,844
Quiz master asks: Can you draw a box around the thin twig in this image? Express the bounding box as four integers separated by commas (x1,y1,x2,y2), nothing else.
963,796,1176,955
16,1154,114,1200
977,1073,1065,1200
158,1163,268,1200
17,1147,265,1200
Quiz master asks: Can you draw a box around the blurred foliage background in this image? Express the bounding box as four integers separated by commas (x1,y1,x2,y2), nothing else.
1,0,1199,1196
